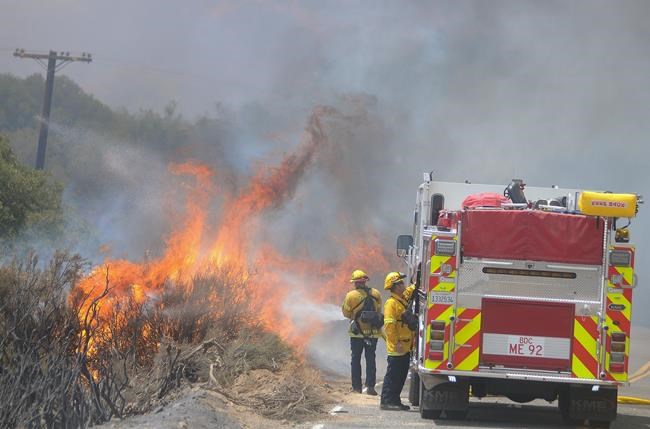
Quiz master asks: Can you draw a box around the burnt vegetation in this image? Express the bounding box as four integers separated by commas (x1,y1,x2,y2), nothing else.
0,253,325,428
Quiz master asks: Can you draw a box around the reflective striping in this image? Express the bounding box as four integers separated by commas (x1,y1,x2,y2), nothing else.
429,234,457,291
607,291,632,321
428,308,482,372
428,303,454,321
455,310,481,346
616,266,634,286
604,245,634,383
430,254,450,275
572,339,599,379
576,315,599,341
426,234,462,371
572,317,599,379
456,345,480,371
432,281,455,292
605,313,630,338
572,352,597,379
573,318,598,352
453,330,481,371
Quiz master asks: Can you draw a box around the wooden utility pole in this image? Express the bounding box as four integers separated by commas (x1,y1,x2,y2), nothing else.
13,49,92,169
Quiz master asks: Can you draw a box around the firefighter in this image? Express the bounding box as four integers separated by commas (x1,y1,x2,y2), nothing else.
342,269,383,395
380,271,416,411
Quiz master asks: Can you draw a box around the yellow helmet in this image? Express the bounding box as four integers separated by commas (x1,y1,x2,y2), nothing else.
350,269,369,283
384,272,407,290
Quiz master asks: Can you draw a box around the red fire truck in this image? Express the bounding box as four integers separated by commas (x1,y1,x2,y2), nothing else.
396,176,642,427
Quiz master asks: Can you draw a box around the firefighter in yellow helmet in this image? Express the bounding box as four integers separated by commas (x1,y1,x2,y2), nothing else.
341,269,383,395
380,271,416,411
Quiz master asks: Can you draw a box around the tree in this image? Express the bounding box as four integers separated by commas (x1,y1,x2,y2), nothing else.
0,136,62,238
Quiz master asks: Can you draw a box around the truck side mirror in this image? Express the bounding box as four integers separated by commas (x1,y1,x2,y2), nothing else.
396,235,414,258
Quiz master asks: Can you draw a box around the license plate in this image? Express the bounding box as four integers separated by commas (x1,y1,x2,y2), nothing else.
506,335,546,357
482,333,570,360
430,292,455,305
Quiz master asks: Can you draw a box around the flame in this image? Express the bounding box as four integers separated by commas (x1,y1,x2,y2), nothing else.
74,106,390,359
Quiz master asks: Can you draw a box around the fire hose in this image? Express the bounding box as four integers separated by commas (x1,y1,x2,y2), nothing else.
618,361,650,405
618,396,650,405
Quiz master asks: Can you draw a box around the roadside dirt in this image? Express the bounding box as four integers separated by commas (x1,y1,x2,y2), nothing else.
100,373,348,429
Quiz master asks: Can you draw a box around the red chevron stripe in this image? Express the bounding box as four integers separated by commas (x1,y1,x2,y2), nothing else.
428,275,438,290
623,288,633,302
572,338,598,379
576,316,599,341
454,308,479,331
451,331,480,369
606,301,631,334
428,303,452,321
447,255,457,269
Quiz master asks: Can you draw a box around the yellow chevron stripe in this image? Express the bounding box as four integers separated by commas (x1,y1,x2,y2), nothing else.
573,318,598,379
572,353,596,379
615,266,634,286
434,305,456,321
455,348,480,371
455,312,481,347
432,280,455,292
430,255,451,274
573,318,598,354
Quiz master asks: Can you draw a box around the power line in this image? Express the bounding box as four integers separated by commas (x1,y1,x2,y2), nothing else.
13,48,92,170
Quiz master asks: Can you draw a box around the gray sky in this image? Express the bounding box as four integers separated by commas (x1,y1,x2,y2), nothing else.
1,0,650,325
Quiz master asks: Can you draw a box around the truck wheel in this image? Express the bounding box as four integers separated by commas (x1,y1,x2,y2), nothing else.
558,390,583,425
421,408,442,419
409,370,420,406
418,380,441,420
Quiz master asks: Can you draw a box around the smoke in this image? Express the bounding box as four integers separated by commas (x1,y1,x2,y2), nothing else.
1,1,649,333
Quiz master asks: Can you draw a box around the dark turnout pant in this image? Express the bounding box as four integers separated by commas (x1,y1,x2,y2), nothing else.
381,353,411,405
350,337,378,390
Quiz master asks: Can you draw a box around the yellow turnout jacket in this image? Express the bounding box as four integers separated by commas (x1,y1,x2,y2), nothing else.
384,285,416,356
342,286,383,338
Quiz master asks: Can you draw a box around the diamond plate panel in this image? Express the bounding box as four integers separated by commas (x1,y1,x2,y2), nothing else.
457,258,603,304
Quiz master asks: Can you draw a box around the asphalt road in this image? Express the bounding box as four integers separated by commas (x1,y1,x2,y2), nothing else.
303,326,650,429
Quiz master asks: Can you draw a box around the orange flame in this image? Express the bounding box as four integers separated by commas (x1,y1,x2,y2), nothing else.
75,106,390,355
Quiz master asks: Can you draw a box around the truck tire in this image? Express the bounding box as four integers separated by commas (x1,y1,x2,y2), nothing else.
558,389,583,425
419,380,442,420
560,386,616,425
421,407,442,419
409,370,420,406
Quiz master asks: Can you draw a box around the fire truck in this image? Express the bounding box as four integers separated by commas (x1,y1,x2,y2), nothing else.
396,176,642,427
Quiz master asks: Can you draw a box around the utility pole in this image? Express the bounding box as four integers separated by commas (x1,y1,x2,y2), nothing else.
13,49,92,169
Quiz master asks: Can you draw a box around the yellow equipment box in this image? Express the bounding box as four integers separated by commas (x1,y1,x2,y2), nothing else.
578,191,637,218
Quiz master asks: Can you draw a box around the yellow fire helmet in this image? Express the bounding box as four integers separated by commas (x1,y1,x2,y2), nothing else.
384,271,407,290
350,269,369,283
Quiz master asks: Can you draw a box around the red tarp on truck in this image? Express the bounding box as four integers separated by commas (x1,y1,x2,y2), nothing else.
460,209,605,265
